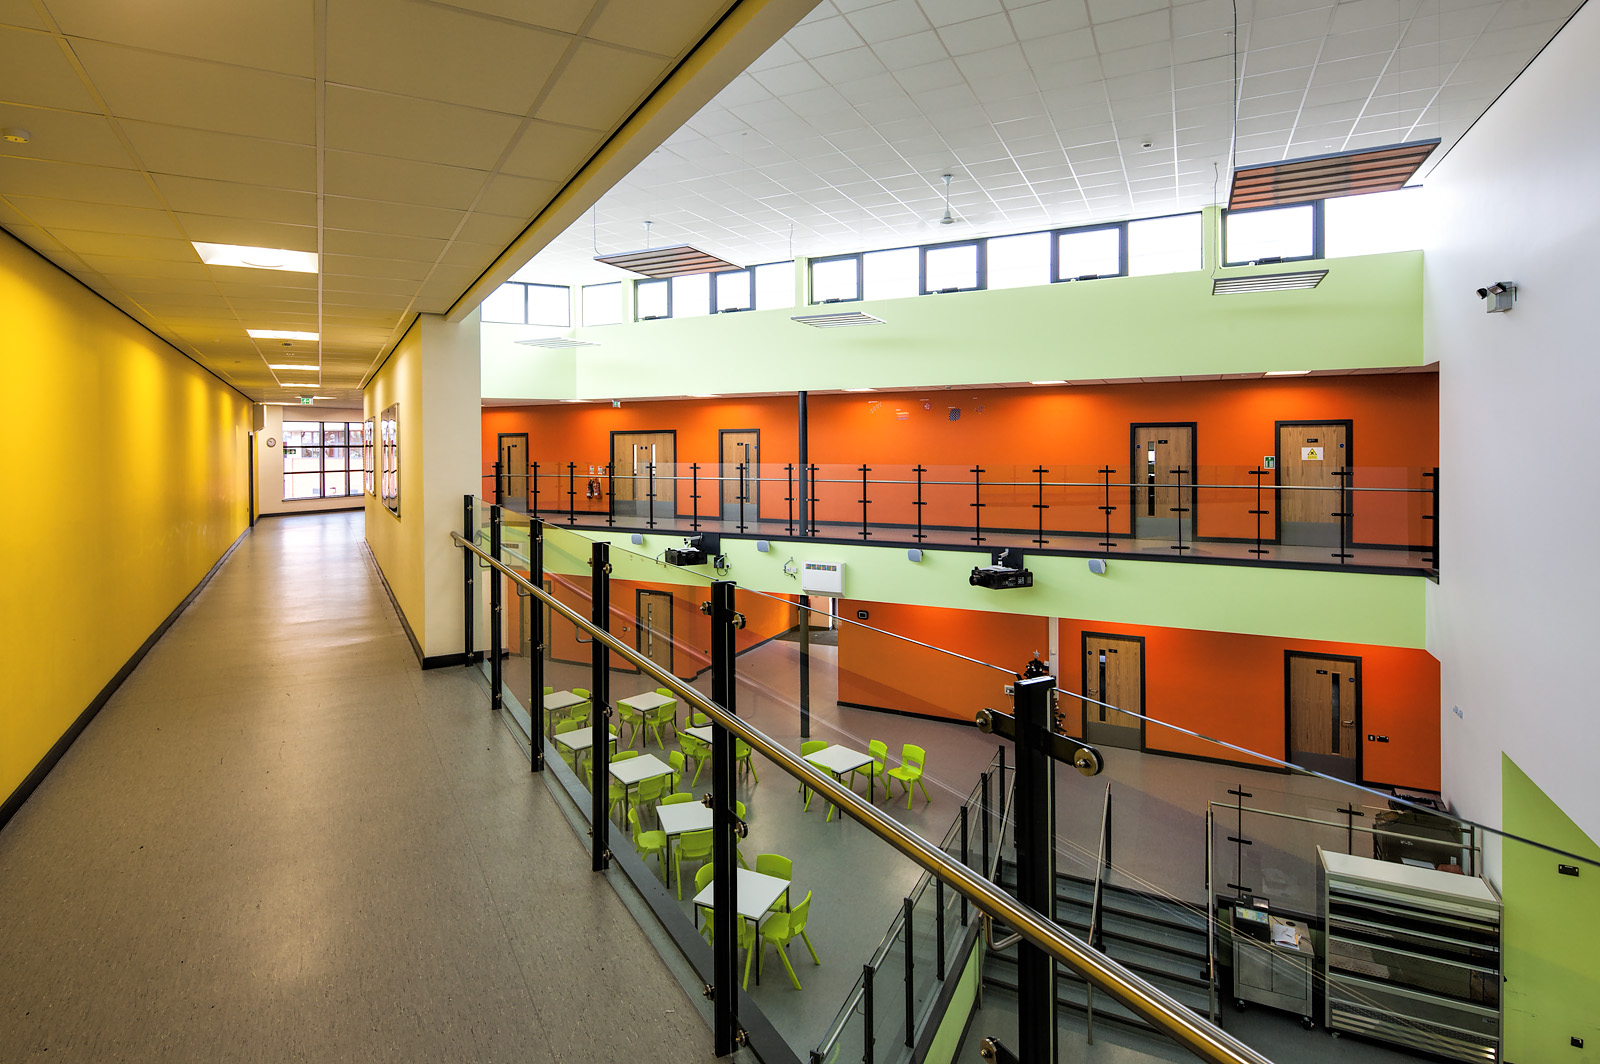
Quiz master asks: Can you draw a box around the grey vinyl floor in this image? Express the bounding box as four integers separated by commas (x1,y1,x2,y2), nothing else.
0,512,716,1064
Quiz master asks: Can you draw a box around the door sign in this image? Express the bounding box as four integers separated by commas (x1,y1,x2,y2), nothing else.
1301,446,1323,461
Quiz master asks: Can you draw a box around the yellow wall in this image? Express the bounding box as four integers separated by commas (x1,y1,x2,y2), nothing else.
0,230,251,805
363,322,426,645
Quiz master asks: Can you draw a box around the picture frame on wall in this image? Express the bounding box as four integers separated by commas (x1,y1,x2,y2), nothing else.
363,417,376,497
380,404,400,516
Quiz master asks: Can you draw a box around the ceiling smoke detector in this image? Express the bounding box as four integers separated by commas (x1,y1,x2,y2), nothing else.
2,128,30,144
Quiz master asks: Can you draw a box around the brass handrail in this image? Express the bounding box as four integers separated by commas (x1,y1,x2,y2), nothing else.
453,528,1276,1064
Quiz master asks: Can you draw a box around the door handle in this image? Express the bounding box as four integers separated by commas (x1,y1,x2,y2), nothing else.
1340,719,1355,726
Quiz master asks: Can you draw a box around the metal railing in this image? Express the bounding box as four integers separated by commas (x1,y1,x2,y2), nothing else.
485,460,1440,573
450,506,1277,1064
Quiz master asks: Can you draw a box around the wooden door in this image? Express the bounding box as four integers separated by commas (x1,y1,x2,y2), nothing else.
720,429,759,523
636,590,673,674
1131,424,1195,540
1082,634,1143,750
1287,653,1360,781
498,433,527,509
1277,422,1350,546
610,431,676,516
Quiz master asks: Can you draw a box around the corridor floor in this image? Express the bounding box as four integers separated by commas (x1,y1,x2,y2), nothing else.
0,511,713,1063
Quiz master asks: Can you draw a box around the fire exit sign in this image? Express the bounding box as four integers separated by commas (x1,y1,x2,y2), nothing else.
299,397,314,404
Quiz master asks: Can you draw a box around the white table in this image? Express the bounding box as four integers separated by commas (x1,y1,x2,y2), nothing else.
609,753,674,819
685,725,713,743
805,744,879,819
656,801,712,837
543,690,588,731
617,691,675,712
552,728,614,769
693,868,793,986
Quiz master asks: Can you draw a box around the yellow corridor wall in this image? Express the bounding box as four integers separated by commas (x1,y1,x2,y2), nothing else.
0,231,251,806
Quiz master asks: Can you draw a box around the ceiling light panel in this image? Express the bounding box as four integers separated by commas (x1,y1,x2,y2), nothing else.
247,329,319,341
193,242,318,273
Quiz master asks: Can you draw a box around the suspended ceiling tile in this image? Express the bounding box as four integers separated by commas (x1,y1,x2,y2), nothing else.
323,84,523,170
5,195,180,238
321,253,434,281
0,27,99,111
150,174,318,225
589,0,728,55
326,0,570,115
0,157,157,206
322,274,426,296
0,0,46,30
172,212,316,252
0,104,139,167
323,150,489,211
322,227,447,262
534,41,669,130
439,238,503,267
323,195,465,240
71,40,315,144
44,0,314,77
430,0,598,34
45,229,199,260
77,253,212,280
120,121,316,189
456,212,527,247
473,173,560,217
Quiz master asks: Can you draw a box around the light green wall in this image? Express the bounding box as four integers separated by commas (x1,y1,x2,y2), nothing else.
1501,755,1600,1062
482,244,1423,401
579,532,1428,649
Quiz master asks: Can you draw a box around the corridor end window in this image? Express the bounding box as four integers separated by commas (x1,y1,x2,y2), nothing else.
810,255,861,303
636,279,671,320
1055,226,1124,281
1128,213,1202,275
582,282,621,326
923,241,982,294
1224,204,1318,265
283,421,364,500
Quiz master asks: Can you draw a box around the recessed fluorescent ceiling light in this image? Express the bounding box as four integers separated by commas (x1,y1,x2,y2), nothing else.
248,329,319,341
1212,270,1328,294
1030,380,1068,385
843,387,875,392
268,363,317,370
194,243,318,273
515,337,598,348
792,311,886,327
1265,370,1311,376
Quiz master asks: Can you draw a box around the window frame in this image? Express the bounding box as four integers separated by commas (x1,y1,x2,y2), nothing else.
920,238,986,295
481,281,571,326
282,420,364,502
634,278,673,321
751,260,796,310
808,253,865,305
1221,200,1325,267
581,282,623,327
1125,210,1205,276
1051,222,1128,283
712,268,754,313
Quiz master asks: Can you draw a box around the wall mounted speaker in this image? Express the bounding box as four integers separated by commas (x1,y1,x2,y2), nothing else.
1088,558,1107,575
756,540,771,552
907,548,923,562
630,533,644,545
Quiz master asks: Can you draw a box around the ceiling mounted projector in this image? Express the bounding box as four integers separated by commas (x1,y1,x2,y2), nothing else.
970,548,1033,590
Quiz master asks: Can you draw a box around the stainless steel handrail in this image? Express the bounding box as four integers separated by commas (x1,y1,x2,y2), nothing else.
453,529,1276,1064
516,471,1426,493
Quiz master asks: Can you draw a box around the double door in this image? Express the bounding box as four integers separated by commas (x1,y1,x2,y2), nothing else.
1082,634,1143,750
610,431,675,518
1286,652,1360,781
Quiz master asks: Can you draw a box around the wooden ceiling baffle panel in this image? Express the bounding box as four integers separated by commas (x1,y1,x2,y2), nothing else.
1228,140,1441,211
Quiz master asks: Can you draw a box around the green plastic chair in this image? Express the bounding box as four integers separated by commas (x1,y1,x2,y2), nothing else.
886,744,932,809
646,697,679,748
616,701,644,747
756,890,820,990
691,712,711,727
606,750,640,819
755,853,793,911
694,864,718,941
680,732,710,784
628,808,667,878
698,893,758,987
799,740,828,810
667,751,688,791
674,828,714,900
634,772,670,822
661,791,694,806
736,739,759,782
850,739,887,801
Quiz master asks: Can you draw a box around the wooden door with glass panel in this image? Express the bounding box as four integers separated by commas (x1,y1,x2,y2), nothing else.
610,431,676,518
1082,633,1143,750
1286,652,1360,781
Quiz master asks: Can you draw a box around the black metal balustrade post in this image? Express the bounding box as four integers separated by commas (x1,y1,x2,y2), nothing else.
979,770,992,881
489,506,503,713
785,463,796,535
912,465,927,542
1170,466,1191,553
530,461,540,519
1424,467,1440,571
605,462,614,527
970,465,986,544
863,964,876,1064
738,461,749,533
492,460,503,505
1225,785,1253,896
589,541,612,872
1248,467,1270,557
566,462,576,524
529,518,545,771
935,880,947,979
646,459,657,529
708,579,743,1055
462,496,475,666
903,896,915,1047
1032,466,1049,547
959,804,970,926
1332,467,1354,562
807,463,820,535
858,464,872,539
1098,466,1117,551
1011,675,1058,1064
690,462,701,531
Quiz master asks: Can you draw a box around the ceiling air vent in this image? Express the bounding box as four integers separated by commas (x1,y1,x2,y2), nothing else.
1229,139,1439,210
515,337,598,348
593,245,740,277
791,311,886,328
1212,270,1328,294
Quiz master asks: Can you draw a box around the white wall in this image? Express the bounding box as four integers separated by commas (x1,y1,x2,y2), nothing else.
255,403,367,516
1423,2,1600,841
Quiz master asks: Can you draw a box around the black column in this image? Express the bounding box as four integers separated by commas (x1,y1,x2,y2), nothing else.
797,390,809,538
798,593,811,739
709,579,741,1055
1012,674,1058,1063
589,540,611,871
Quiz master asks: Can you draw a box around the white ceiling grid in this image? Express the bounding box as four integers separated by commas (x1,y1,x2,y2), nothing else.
517,0,1580,286
0,0,736,401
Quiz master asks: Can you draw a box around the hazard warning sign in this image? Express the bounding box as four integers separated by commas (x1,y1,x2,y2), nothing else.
1301,446,1323,461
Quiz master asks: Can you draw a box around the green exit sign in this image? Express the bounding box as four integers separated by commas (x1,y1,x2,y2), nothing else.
299,397,314,404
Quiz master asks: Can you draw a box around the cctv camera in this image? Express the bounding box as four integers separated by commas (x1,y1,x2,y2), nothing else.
1475,287,1489,299
1488,282,1507,295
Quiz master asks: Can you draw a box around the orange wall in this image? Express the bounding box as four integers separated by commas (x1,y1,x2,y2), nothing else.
484,374,1438,545
836,599,1047,724
1056,618,1440,790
